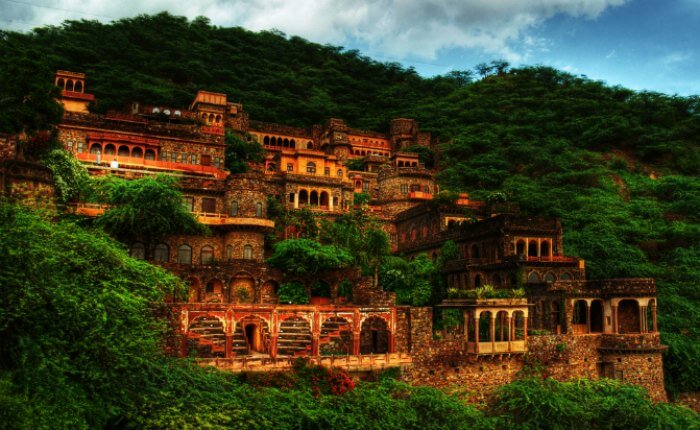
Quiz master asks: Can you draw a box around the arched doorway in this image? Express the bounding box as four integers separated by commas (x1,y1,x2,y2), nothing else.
360,316,390,354
528,240,538,257
572,300,588,334
230,275,255,304
516,240,526,256
235,316,269,355
260,281,278,304
277,317,312,356
551,301,561,334
320,317,352,355
478,311,492,342
618,300,641,334
590,300,604,333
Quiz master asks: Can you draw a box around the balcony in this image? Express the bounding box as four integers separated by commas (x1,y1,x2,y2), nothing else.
75,152,227,179
526,256,575,263
194,212,275,229
408,191,433,200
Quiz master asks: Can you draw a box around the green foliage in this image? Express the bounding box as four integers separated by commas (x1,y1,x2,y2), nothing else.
380,254,435,306
41,148,91,205
224,131,264,173
353,191,371,205
345,158,364,171
277,281,309,304
338,279,353,298
96,175,207,248
266,239,353,277
491,378,698,430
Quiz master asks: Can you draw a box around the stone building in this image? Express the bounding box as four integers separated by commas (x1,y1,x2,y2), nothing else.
41,71,669,400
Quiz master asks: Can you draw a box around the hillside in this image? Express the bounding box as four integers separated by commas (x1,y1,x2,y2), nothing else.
0,11,698,397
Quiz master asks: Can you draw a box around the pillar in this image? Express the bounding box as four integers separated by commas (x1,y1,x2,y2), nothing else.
474,312,480,354
463,310,469,347
388,331,395,353
312,334,320,356
293,192,299,209
640,306,647,333
329,193,334,212
612,305,619,334
506,314,512,352
586,303,591,334
523,315,528,341
490,315,496,352
352,331,360,355
652,305,657,332
270,335,278,358
225,334,233,358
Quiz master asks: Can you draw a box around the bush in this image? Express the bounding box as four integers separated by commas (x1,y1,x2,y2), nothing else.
278,281,309,304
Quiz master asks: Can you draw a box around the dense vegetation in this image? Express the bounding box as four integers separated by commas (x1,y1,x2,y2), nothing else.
0,11,699,425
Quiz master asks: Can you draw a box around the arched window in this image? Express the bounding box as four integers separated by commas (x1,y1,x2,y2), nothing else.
208,113,214,123
74,81,83,92
267,163,276,171
118,145,130,157
243,245,253,260
66,80,74,92
306,141,313,149
89,144,102,155
215,114,222,124
226,245,233,261
544,273,555,283
286,163,293,172
144,149,156,160
131,147,143,158
306,162,316,174
230,201,238,216
200,246,214,264
154,243,169,262
527,272,540,283
177,245,192,264
337,169,343,177
264,136,270,145
130,242,145,260
104,144,116,155
153,107,161,114
57,78,65,89
256,202,263,217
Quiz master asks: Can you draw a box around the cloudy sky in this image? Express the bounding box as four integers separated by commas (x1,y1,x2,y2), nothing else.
2,0,698,95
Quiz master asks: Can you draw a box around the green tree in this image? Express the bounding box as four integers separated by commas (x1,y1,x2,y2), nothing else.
224,131,264,174
96,175,207,254
266,238,353,278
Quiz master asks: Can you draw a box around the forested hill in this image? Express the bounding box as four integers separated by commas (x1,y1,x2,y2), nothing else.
1,13,699,394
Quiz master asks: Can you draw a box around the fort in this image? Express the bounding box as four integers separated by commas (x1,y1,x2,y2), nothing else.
0,71,668,402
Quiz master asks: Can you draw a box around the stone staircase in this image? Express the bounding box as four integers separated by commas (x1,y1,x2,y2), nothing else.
188,317,226,358
277,317,312,356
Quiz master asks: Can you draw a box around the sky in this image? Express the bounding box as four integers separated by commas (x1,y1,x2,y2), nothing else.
1,0,698,95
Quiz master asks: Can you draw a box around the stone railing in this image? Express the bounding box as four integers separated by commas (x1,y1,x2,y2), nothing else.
196,353,412,372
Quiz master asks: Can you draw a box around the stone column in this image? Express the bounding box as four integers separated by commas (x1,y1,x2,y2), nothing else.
506,314,512,352
293,192,299,209
311,333,320,356
652,305,658,332
329,194,334,212
490,315,496,352
463,310,469,347
523,316,529,341
225,334,233,358
612,305,619,334
586,303,591,334
352,331,360,355
474,313,480,354
269,335,278,358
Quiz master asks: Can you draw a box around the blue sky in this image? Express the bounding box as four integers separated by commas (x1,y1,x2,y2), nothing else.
1,0,698,95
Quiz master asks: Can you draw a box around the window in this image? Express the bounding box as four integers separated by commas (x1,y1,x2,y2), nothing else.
170,152,177,162
230,201,238,216
77,141,84,153
337,169,343,177
324,167,330,176
200,245,214,264
190,154,198,164
287,163,293,172
289,193,295,203
160,151,167,161
177,245,192,264
182,197,194,212
400,184,409,194
154,243,169,262
363,182,369,191
243,245,253,260
200,154,211,166
226,245,233,261
255,202,263,217
423,185,430,193
201,198,216,214
130,242,145,260
306,162,316,174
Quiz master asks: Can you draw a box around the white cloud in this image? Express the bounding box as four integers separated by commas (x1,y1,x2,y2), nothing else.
2,0,628,62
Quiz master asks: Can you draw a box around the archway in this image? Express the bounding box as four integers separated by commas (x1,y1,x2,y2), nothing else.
618,300,641,334
513,311,526,340
572,300,588,334
319,191,329,208
131,147,143,158
516,240,526,255
471,244,480,259
360,316,390,354
474,274,482,288
320,317,352,355
187,316,225,358
496,311,509,342
118,145,130,157
230,275,255,304
528,240,538,257
311,280,331,305
551,301,561,333
299,189,309,205
590,300,604,333
235,316,269,355
277,317,312,356
310,190,319,206
186,277,200,303
478,311,492,342
104,144,116,155
260,281,278,304
144,149,156,160
89,144,102,155
527,272,540,283
540,241,550,257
